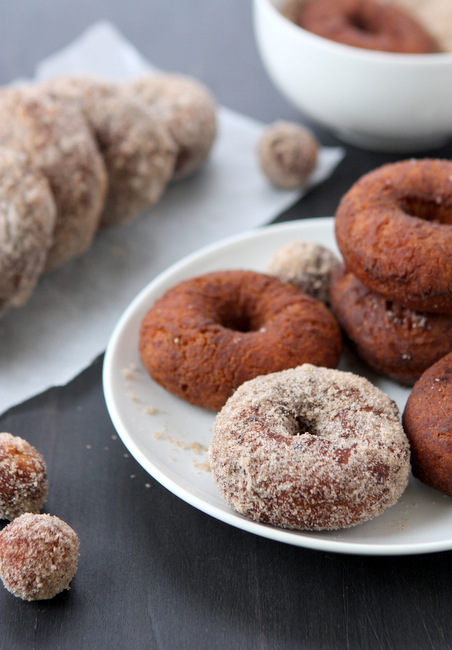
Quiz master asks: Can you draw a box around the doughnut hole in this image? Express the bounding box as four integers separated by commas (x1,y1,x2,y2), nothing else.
398,195,452,225
0,433,48,521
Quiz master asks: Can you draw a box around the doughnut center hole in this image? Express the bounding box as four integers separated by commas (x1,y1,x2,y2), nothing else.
293,414,317,436
220,306,262,333
399,195,452,225
348,11,376,34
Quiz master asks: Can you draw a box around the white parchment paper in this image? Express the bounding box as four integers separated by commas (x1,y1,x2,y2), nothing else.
0,22,344,414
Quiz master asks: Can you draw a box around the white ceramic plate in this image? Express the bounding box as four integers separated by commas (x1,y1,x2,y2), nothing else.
103,217,452,556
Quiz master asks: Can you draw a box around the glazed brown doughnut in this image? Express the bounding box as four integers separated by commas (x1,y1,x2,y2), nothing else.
296,0,436,53
335,159,452,315
139,270,342,410
209,364,411,531
330,265,452,385
402,352,452,496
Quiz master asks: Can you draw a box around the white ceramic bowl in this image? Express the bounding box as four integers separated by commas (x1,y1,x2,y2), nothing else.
253,0,452,152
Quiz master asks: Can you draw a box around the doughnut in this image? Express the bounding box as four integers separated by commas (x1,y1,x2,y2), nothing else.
0,433,48,521
0,513,79,601
139,270,342,410
209,364,411,531
42,75,177,228
266,239,340,305
330,265,452,385
0,148,56,316
257,121,319,189
0,86,108,271
295,0,437,53
127,73,217,180
335,159,452,315
402,352,452,496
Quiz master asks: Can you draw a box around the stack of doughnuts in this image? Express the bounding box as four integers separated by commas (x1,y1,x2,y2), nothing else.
332,159,452,386
0,72,217,317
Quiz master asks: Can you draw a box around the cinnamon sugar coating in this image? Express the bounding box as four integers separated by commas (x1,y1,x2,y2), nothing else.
257,121,318,190
210,364,410,531
403,353,452,496
0,433,48,521
0,86,107,271
127,73,217,179
0,148,56,316
0,513,79,601
335,159,452,315
330,265,452,385
42,75,177,228
266,239,340,305
139,270,342,410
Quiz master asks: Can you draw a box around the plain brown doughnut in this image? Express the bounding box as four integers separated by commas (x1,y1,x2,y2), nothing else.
335,159,452,315
402,352,452,496
139,270,342,410
296,0,436,53
330,265,452,385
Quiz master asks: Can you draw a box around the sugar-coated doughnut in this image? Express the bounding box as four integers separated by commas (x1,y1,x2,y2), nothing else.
330,265,452,385
295,0,436,53
266,239,340,305
139,270,342,410
0,513,79,601
42,75,177,228
209,364,410,531
0,86,107,271
127,73,217,179
0,433,48,521
335,159,452,315
0,148,56,316
403,353,452,496
257,121,319,189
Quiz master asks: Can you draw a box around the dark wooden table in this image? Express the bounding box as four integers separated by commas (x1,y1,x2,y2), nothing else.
1,2,451,648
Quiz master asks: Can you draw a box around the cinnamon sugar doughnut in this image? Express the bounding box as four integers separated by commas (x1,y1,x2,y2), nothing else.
330,265,452,385
0,513,79,601
0,433,48,521
257,121,319,189
209,364,410,531
267,239,340,305
0,86,107,271
335,159,452,315
295,0,436,53
139,270,342,410
43,75,177,228
0,148,56,316
403,353,452,496
127,73,217,179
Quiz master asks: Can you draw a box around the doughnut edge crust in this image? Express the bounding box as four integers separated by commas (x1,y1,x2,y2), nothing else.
402,352,452,496
209,364,411,531
139,270,342,411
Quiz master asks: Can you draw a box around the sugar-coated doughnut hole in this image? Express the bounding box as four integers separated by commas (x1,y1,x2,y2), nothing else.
0,513,80,601
0,432,48,521
266,239,340,304
257,121,319,189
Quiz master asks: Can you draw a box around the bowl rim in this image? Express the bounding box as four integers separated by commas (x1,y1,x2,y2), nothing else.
255,0,452,65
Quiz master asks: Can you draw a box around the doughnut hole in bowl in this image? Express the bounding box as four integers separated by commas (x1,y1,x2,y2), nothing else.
252,0,452,152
